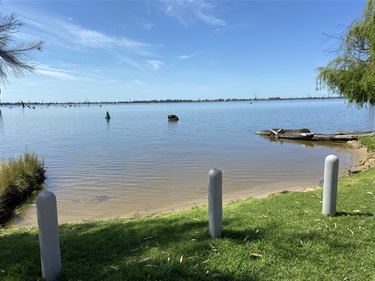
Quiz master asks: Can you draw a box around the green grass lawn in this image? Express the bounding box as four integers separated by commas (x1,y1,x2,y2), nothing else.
1,146,375,280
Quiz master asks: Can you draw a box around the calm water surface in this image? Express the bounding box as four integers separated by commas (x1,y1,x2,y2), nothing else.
1,99,374,227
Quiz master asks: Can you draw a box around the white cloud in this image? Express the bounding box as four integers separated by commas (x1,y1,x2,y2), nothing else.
61,23,154,56
119,58,164,72
36,65,82,81
36,69,77,81
160,0,226,27
143,22,155,30
177,54,196,60
6,4,156,57
35,64,101,82
147,60,164,71
3,3,166,75
119,57,145,71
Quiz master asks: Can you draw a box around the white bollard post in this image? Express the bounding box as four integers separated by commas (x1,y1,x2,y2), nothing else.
36,191,61,281
208,168,222,238
322,155,339,216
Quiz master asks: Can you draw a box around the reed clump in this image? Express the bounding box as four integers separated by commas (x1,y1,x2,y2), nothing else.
0,152,46,225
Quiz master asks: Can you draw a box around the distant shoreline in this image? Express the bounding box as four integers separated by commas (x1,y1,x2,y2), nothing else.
0,96,343,107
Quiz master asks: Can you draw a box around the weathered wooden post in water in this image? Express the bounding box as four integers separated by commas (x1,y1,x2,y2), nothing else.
36,191,61,281
322,155,339,216
208,168,222,238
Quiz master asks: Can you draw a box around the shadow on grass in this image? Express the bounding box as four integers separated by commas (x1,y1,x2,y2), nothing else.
3,205,372,280
335,211,374,217
220,217,276,243
0,230,42,280
58,216,264,281
0,215,263,281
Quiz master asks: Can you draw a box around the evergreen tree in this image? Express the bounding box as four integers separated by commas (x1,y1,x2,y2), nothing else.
0,7,43,83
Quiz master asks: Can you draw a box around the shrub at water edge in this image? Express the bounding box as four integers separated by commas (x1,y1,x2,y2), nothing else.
0,152,46,225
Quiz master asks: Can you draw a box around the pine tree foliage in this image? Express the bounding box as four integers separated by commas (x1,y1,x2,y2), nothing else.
0,8,43,83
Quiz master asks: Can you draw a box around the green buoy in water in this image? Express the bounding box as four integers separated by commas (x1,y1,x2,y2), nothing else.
105,111,111,120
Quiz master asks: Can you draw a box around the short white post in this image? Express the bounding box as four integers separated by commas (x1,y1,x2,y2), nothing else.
322,155,339,216
208,168,222,238
36,191,61,281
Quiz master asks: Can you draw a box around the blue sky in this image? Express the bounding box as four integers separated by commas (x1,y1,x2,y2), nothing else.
1,0,367,103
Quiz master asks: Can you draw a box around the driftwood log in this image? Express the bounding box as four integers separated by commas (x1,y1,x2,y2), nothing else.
256,128,375,142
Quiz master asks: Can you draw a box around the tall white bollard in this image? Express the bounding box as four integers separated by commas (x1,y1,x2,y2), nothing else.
322,155,339,216
208,168,222,238
36,191,61,281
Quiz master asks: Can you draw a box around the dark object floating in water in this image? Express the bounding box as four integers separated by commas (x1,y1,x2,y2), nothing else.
168,114,179,121
256,128,375,142
105,111,111,120
97,195,110,202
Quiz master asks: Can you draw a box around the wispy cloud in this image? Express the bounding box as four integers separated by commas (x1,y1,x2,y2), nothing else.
5,3,158,58
62,23,155,56
143,22,155,30
2,2,168,78
119,57,164,72
195,84,214,92
36,69,78,81
177,54,196,60
147,60,163,71
35,65,90,81
27,17,154,57
160,0,226,27
119,57,146,71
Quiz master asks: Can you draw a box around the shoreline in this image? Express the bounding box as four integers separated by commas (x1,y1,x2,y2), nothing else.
0,96,343,107
103,142,375,218
347,140,375,172
5,141,374,229
282,141,374,194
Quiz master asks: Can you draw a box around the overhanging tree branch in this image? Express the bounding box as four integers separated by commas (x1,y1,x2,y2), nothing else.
0,5,44,84
316,0,375,107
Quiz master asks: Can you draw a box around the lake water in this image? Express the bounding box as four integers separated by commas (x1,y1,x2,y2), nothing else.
1,99,374,227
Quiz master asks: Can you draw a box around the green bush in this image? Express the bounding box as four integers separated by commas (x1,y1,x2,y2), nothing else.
0,151,46,224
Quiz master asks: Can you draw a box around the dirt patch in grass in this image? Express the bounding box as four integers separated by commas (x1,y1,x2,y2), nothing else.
346,140,375,174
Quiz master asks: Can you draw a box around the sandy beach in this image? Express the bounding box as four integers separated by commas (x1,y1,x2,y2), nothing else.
346,140,375,172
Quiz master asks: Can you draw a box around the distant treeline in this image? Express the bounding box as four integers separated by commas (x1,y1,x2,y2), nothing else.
0,96,342,107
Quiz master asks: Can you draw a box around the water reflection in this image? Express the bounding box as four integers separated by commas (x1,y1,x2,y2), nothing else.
106,117,110,131
369,105,374,130
0,109,2,136
260,135,349,149
167,120,179,127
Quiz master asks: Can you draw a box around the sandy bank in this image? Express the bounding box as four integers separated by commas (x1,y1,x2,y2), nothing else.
286,140,375,194
346,140,375,172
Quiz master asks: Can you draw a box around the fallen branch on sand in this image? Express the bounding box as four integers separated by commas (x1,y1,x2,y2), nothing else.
256,128,375,142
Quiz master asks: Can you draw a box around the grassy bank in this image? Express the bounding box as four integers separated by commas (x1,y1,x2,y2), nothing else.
0,143,375,280
360,135,375,151
0,152,46,225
